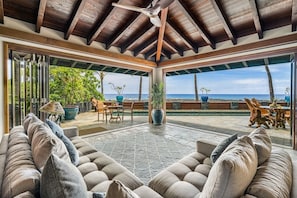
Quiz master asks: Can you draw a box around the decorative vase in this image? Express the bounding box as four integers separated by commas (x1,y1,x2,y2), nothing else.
201,96,209,102
151,109,164,125
64,105,79,120
116,95,124,105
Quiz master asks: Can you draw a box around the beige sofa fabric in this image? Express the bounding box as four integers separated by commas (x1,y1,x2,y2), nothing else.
106,180,140,198
200,136,258,198
248,127,272,165
245,149,292,198
149,151,211,198
1,126,41,198
31,123,71,170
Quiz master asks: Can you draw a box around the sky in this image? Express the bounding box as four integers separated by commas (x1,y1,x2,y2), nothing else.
102,62,291,95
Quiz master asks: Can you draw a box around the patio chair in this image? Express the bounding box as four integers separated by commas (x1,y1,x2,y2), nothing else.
244,98,272,128
122,102,134,121
96,101,108,122
251,98,271,117
91,97,98,111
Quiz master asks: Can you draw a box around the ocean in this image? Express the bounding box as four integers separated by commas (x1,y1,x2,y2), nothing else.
104,94,288,101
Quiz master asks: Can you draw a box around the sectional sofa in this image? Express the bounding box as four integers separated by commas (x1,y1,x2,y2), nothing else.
0,113,296,198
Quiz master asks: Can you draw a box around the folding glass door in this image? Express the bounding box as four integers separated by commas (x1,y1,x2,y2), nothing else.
8,51,49,129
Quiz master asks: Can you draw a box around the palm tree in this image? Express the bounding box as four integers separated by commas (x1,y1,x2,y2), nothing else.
194,74,198,101
265,64,275,102
98,71,106,94
138,76,142,101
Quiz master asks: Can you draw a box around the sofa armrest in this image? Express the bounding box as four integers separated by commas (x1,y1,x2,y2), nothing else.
196,140,217,157
0,134,9,196
63,127,79,138
292,160,297,198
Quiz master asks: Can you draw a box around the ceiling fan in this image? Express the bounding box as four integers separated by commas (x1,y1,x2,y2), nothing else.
112,0,174,27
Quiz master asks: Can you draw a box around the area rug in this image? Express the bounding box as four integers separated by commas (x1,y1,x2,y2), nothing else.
78,126,107,136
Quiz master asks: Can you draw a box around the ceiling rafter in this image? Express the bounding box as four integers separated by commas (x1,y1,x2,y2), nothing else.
249,0,263,39
0,0,3,24
105,0,153,49
264,58,269,65
36,0,47,33
176,0,216,49
134,36,158,56
163,40,179,54
145,46,157,59
156,8,168,62
292,0,297,31
243,61,248,67
225,64,230,69
167,18,198,53
162,48,171,59
120,23,155,53
87,0,118,45
210,0,237,44
87,63,94,70
65,0,86,40
163,37,184,56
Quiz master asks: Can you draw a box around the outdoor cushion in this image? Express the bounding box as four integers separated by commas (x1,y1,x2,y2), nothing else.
248,127,272,165
40,154,88,198
200,136,258,198
46,119,79,165
210,133,237,164
245,149,292,198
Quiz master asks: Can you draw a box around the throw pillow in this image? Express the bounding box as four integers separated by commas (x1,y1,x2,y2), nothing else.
106,180,140,198
210,133,237,164
245,149,292,198
46,119,79,165
31,123,71,170
248,127,272,165
40,154,88,198
200,136,258,198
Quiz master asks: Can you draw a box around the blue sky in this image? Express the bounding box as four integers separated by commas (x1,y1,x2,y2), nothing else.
103,63,291,95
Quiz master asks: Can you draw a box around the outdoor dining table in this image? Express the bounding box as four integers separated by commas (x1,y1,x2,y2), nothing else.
107,105,124,122
260,105,290,128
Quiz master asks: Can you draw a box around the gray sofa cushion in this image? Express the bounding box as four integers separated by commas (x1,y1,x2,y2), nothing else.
245,149,292,198
210,133,237,164
40,154,88,198
248,127,272,165
200,136,258,198
46,119,79,165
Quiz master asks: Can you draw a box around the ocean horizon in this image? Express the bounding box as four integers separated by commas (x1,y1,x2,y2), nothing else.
104,93,288,101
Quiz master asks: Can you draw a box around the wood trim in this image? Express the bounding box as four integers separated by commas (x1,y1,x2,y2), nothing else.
249,0,263,39
6,42,153,73
0,26,156,69
292,0,297,31
163,45,297,72
3,42,9,133
160,32,297,68
36,0,47,33
0,0,3,24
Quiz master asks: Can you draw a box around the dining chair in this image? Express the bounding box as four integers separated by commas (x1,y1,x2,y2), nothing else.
122,102,134,121
96,101,108,122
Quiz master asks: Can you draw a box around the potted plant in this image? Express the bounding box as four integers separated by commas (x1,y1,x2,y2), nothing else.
200,87,211,102
151,82,164,125
109,83,126,104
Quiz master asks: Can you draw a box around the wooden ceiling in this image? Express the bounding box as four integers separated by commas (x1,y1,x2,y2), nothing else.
1,0,296,74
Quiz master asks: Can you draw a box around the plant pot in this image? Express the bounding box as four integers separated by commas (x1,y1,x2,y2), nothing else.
201,96,209,102
64,105,79,120
116,95,124,105
151,109,164,125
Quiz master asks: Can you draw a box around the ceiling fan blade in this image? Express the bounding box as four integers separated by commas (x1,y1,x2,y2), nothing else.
112,3,144,13
156,0,175,9
150,16,161,27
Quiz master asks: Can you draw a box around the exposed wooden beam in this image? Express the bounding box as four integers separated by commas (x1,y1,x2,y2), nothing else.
105,0,152,49
210,0,237,44
264,58,269,65
0,0,4,24
121,23,155,53
249,0,263,39
36,0,48,33
156,8,168,62
145,46,157,59
167,18,198,53
134,36,158,56
225,64,231,69
177,0,216,49
87,0,117,45
162,48,171,59
163,37,183,56
292,0,297,31
242,61,248,67
65,0,86,40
